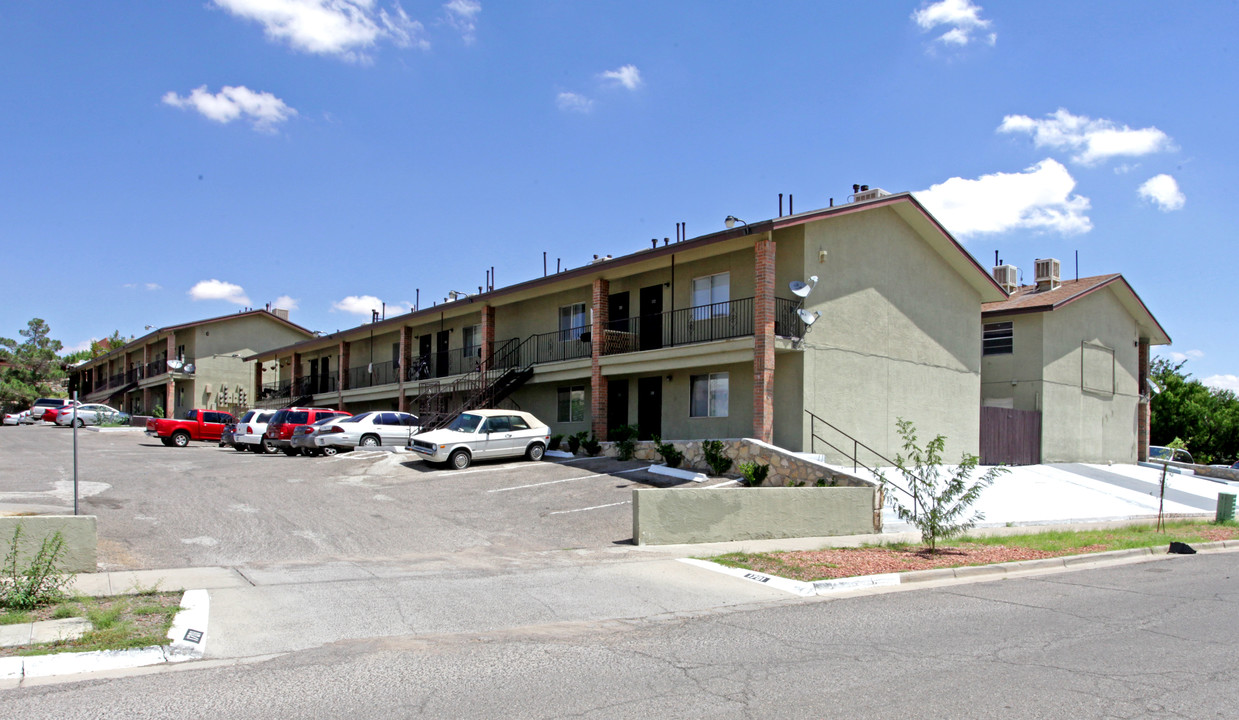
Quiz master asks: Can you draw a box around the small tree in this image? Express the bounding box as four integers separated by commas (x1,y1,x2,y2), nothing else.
0,318,66,410
878,419,1005,553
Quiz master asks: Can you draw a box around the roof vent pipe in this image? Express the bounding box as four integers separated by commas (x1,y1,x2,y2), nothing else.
789,194,793,214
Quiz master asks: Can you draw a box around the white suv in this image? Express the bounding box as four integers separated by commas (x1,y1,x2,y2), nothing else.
408,410,549,470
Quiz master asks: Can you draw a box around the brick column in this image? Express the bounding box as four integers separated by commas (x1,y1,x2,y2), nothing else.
397,326,411,411
143,387,150,414
338,341,350,410
590,278,610,440
1137,338,1150,462
166,334,176,363
480,305,495,374
164,379,174,417
753,236,776,444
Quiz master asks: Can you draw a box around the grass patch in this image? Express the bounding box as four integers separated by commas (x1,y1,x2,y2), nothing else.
0,610,32,625
0,592,183,657
958,519,1239,552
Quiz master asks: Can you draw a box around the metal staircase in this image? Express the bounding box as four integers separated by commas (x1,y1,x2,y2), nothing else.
412,337,536,430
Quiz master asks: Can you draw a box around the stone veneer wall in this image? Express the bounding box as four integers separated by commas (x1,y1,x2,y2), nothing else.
595,437,875,489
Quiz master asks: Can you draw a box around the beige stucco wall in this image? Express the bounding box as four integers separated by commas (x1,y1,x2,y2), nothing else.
981,312,1045,411
660,360,754,441
797,208,983,464
0,516,97,573
632,487,878,545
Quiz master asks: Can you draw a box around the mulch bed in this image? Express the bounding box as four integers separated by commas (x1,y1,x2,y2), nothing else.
0,592,182,657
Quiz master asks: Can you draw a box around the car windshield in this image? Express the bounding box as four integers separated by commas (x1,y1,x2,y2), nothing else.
448,414,483,433
1148,447,1171,460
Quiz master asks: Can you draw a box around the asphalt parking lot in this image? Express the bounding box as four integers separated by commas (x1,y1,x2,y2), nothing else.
0,424,683,572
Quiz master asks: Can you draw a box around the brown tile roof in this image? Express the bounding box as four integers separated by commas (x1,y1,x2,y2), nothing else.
982,274,1121,313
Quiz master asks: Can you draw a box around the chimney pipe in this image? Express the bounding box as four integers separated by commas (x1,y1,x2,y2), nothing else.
779,193,783,217
651,238,657,249
789,194,793,214
853,184,860,193
543,252,547,277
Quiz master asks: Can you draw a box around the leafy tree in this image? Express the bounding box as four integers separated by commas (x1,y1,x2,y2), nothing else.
0,319,66,409
878,419,1006,553
1150,357,1239,464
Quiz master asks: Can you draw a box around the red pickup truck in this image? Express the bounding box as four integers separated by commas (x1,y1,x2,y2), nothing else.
146,409,235,447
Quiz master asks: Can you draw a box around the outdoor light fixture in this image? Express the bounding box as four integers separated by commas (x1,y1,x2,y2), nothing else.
789,276,818,298
796,308,820,327
724,215,746,229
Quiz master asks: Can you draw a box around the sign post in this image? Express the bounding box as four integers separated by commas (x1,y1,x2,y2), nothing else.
72,391,79,516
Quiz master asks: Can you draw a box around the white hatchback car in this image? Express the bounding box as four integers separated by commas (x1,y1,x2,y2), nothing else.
408,409,549,470
315,411,420,453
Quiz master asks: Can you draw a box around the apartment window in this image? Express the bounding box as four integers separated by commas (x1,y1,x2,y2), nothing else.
690,373,728,417
692,272,730,319
559,303,588,341
557,386,585,423
982,322,1013,355
462,324,482,358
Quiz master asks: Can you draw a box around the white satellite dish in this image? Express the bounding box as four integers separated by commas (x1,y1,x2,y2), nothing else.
183,363,196,374
789,276,818,298
797,308,820,326
166,359,183,370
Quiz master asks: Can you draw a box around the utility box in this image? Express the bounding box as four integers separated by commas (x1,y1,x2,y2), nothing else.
1217,493,1236,523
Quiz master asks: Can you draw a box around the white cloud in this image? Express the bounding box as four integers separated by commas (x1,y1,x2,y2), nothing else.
332,295,413,317
1203,374,1239,393
443,0,480,43
145,282,162,291
1138,174,1185,212
272,295,300,311
1165,349,1204,363
912,0,995,47
212,0,427,61
600,64,642,90
63,339,93,355
915,159,1092,238
162,85,297,132
556,92,593,114
999,108,1174,165
189,279,250,306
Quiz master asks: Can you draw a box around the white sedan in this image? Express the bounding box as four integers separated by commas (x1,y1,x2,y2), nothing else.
408,409,549,470
315,411,420,452
54,404,128,427
3,411,28,426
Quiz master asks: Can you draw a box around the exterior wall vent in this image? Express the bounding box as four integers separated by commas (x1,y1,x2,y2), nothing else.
853,186,892,203
1034,258,1061,292
992,265,1019,293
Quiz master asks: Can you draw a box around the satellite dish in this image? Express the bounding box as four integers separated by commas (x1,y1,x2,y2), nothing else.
789,276,819,298
167,359,183,370
183,363,196,374
796,308,820,326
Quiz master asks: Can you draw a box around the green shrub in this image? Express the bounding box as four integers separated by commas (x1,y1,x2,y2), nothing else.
612,425,639,461
567,431,587,454
652,436,683,468
1,525,71,610
581,433,601,456
738,462,770,487
548,434,564,451
152,406,165,419
701,440,732,476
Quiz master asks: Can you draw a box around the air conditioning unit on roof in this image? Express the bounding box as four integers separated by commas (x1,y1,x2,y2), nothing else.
853,186,892,203
992,265,1018,293
1034,258,1061,292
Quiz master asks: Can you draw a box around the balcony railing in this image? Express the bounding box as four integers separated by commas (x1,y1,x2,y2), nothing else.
108,373,125,389
349,360,399,390
297,370,337,397
145,359,166,377
406,346,485,382
124,367,144,384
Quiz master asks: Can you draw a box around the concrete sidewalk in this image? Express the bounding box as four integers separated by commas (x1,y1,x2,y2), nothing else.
68,566,250,597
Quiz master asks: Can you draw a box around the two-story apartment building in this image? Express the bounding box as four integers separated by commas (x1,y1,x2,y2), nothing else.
68,309,315,419
252,190,1006,462
980,261,1170,465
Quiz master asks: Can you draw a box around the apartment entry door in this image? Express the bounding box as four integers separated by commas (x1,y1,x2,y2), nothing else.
637,376,661,440
436,331,450,377
607,379,629,435
609,292,630,333
417,335,432,379
308,358,318,394
639,285,663,350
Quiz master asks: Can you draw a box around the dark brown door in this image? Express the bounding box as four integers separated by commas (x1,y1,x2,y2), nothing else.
418,335,432,379
609,292,630,333
979,407,1042,465
308,358,318,394
637,376,661,440
436,331,450,377
639,285,663,350
608,379,629,434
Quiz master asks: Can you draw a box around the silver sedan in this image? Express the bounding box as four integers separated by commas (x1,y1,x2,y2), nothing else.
314,411,420,452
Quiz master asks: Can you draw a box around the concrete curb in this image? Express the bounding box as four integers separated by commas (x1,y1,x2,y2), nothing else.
686,541,1235,596
2,589,210,681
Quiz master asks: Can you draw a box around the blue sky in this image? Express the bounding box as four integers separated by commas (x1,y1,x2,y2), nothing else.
3,2,1235,389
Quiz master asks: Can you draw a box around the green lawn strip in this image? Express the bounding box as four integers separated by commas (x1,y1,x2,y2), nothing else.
703,520,1239,583
0,592,183,657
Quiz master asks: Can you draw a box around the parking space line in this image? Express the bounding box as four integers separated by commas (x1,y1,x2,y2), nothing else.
436,462,534,477
488,466,650,493
705,479,738,488
548,500,631,515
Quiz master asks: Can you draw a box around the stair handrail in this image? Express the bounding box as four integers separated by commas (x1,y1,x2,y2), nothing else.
804,410,922,518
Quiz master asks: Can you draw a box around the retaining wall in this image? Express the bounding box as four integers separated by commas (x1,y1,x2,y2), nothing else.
0,516,97,573
597,437,873,488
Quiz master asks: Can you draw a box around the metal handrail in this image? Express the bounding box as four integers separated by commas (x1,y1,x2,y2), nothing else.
804,409,921,517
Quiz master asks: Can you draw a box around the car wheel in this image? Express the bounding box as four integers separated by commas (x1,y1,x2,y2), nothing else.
233,444,246,452
321,446,338,457
359,434,380,448
161,437,174,447
171,431,190,448
283,448,299,457
449,448,471,470
525,443,545,462
260,439,275,454
73,418,85,429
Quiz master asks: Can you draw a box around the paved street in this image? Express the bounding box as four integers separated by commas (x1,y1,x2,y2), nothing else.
2,552,1235,718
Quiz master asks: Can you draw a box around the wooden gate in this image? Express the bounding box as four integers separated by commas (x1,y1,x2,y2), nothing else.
980,407,1041,466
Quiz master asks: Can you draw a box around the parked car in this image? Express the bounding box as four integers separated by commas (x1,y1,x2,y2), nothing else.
264,407,351,456
1231,461,1239,470
408,409,549,470
315,411,420,454
234,410,277,453
220,422,240,449
3,410,27,426
145,409,235,447
1148,446,1194,465
54,404,129,427
288,417,341,457
26,398,76,423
